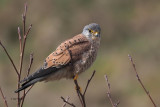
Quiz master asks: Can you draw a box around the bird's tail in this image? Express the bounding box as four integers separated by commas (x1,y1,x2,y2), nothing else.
15,77,43,93
15,67,57,93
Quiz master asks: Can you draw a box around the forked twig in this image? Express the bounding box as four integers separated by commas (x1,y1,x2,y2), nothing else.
0,41,19,76
26,53,33,77
83,70,96,96
73,70,96,107
104,75,119,107
0,87,8,107
61,96,76,107
128,54,157,107
21,53,34,107
17,3,32,107
74,79,84,106
1,3,33,107
61,96,70,107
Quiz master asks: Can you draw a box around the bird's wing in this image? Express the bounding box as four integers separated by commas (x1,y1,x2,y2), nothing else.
43,34,91,69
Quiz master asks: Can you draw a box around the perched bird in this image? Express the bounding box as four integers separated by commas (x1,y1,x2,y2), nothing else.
15,23,101,93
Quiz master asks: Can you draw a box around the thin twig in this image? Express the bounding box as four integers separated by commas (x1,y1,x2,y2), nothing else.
104,75,119,107
0,87,8,107
83,70,96,96
19,24,32,78
20,85,34,107
0,40,19,76
128,54,157,107
73,71,96,107
18,3,32,107
62,96,70,107
26,53,33,77
74,79,84,106
18,27,22,54
61,96,76,107
22,3,27,36
21,53,34,107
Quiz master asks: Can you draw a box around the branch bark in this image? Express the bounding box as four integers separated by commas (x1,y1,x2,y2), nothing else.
61,96,76,107
104,75,119,107
0,87,8,107
128,54,157,107
73,70,96,107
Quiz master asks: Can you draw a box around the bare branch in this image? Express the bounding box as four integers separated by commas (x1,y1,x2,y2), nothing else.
62,96,70,107
0,40,19,76
18,27,22,54
73,79,84,106
0,87,8,107
83,70,96,96
18,3,32,107
22,3,27,36
104,75,119,107
20,85,34,107
73,70,96,107
61,96,76,107
27,53,33,77
21,53,34,107
19,24,32,77
128,54,157,107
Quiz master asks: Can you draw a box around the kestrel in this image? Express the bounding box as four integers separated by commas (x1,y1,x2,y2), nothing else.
15,23,101,93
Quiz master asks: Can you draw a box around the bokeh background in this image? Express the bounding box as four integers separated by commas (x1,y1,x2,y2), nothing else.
0,0,160,107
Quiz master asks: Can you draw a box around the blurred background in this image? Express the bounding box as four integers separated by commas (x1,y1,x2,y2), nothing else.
0,0,160,107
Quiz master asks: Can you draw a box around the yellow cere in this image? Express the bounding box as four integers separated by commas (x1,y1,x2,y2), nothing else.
94,32,98,35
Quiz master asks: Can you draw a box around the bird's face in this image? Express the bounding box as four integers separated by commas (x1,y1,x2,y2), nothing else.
82,23,101,41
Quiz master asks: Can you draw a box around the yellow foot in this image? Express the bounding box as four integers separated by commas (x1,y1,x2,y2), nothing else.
73,74,78,80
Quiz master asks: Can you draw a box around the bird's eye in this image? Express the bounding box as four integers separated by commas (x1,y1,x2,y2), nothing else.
89,29,92,33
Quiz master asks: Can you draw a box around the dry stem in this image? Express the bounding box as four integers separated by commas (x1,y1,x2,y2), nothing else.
128,54,157,107
61,96,76,107
73,70,96,107
104,75,119,107
0,3,33,107
20,53,34,107
0,41,19,76
0,87,8,107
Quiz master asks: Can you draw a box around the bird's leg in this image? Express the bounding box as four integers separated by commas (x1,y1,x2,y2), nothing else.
73,74,82,93
73,74,78,80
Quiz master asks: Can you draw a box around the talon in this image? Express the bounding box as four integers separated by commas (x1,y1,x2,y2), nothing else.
73,74,78,80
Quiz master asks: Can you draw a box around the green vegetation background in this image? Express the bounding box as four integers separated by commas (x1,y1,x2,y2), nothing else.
0,0,160,107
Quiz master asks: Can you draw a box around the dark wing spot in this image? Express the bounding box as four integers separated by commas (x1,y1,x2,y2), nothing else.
69,41,72,44
44,62,48,67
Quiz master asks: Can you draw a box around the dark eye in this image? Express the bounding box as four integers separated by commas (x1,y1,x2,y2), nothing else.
89,29,92,33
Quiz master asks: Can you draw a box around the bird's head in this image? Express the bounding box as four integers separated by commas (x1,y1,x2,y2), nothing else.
82,23,101,41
